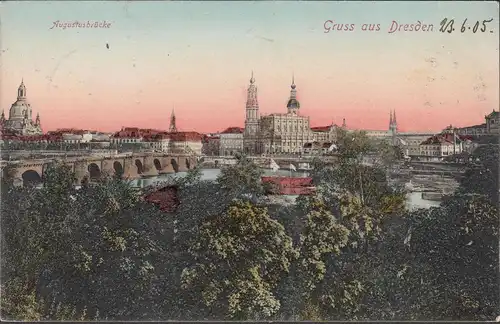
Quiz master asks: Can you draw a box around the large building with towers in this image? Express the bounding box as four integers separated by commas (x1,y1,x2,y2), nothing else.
243,73,338,155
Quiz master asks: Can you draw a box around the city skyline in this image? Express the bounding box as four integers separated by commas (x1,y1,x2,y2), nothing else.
1,1,498,133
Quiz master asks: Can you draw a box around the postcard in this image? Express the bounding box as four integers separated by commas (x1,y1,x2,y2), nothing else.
0,1,498,322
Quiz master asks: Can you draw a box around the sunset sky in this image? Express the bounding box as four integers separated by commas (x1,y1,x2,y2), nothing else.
1,1,498,133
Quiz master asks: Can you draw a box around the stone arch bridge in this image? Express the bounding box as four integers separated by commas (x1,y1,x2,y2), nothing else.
2,153,199,186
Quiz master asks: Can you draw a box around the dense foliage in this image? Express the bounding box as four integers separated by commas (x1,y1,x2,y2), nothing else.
1,130,498,321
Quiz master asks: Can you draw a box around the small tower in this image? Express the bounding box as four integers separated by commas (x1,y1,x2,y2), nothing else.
18,79,27,100
35,112,41,126
169,108,178,132
342,118,346,128
286,74,300,115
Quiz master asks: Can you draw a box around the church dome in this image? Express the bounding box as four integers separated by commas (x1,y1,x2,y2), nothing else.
9,100,30,119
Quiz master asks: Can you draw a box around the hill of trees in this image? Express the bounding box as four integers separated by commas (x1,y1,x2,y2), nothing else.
1,131,498,321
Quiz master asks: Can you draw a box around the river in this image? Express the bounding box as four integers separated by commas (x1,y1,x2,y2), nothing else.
130,169,441,210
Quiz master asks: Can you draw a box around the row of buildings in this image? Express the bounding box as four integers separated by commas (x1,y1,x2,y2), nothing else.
1,79,498,159
0,81,204,155
201,73,498,159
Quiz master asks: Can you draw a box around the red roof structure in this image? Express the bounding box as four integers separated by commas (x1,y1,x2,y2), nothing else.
311,126,332,132
143,185,180,212
262,176,315,195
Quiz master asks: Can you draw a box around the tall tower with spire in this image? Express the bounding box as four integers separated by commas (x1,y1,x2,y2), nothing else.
244,71,260,154
169,108,178,132
388,109,398,146
389,109,398,134
286,74,300,115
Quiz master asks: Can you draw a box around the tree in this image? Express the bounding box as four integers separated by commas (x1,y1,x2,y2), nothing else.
216,154,264,197
1,163,175,320
180,200,297,320
276,130,407,320
457,144,498,205
358,148,500,320
386,193,499,320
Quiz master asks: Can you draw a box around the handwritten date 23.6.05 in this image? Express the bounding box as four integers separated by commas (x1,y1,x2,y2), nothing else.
439,18,494,34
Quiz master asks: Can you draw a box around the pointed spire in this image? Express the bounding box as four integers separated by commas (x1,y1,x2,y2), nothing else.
393,109,397,124
286,73,300,113
390,110,393,125
250,70,255,84
169,107,177,132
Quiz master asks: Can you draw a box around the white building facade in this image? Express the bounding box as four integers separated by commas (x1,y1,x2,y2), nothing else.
219,127,244,156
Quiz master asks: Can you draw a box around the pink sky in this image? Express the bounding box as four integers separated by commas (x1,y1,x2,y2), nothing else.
1,1,498,133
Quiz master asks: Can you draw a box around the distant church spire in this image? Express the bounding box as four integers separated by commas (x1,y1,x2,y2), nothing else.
389,110,393,126
169,107,178,132
389,109,398,133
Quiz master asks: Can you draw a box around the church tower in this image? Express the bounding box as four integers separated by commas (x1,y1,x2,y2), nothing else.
244,71,260,154
389,109,398,146
169,108,178,132
286,75,300,115
389,110,398,134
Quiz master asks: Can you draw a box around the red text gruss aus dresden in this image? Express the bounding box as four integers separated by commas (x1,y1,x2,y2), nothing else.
324,20,434,33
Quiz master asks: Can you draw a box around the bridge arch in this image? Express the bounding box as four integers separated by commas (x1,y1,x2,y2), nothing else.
113,161,124,176
88,163,101,180
153,158,162,171
171,159,179,173
135,159,144,174
186,158,191,170
22,170,42,187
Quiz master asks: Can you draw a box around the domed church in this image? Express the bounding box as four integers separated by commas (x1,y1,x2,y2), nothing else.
1,80,43,135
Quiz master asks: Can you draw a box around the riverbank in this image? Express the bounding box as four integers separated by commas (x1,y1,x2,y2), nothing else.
132,168,442,210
